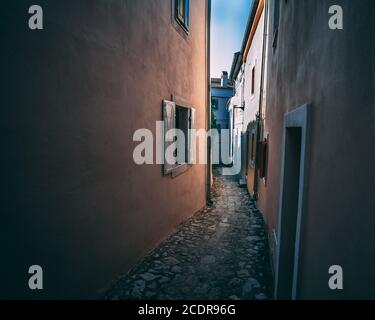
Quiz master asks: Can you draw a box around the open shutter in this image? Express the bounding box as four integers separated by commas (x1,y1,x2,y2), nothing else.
188,107,196,164
163,100,176,175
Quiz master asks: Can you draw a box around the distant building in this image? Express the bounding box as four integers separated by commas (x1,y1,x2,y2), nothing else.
228,0,266,186
241,0,268,192
211,72,234,164
228,52,245,174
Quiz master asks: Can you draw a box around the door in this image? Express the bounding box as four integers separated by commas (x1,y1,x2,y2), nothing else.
275,104,311,300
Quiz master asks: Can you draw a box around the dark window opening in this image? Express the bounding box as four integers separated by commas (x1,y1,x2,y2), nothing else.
258,138,268,179
175,106,190,164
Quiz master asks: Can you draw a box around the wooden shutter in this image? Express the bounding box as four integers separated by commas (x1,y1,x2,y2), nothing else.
188,107,196,164
163,100,176,175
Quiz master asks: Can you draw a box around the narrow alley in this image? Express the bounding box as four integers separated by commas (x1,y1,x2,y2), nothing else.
107,170,273,300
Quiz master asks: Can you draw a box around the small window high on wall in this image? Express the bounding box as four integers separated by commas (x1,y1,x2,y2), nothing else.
175,0,190,32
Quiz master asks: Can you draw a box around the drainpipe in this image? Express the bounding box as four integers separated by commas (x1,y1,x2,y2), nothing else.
253,0,269,200
206,0,212,205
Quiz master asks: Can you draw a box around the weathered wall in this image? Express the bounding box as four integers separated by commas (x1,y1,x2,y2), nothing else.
1,0,208,298
259,0,375,298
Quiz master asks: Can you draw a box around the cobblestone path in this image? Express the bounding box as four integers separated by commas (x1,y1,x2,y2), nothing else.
107,171,273,300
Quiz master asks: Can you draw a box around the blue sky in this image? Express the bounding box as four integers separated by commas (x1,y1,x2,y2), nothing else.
211,0,253,78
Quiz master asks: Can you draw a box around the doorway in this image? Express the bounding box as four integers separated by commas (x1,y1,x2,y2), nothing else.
275,104,311,300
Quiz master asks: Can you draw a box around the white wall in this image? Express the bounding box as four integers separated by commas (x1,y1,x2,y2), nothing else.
228,66,244,162
243,10,265,133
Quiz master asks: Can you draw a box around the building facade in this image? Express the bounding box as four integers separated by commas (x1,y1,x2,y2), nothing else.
229,0,375,299
228,52,245,169
2,0,210,299
254,0,375,299
228,0,268,187
211,72,234,165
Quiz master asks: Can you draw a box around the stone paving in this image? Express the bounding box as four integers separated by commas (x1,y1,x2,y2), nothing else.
107,170,273,300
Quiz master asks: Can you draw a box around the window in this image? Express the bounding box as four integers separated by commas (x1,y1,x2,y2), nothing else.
258,138,268,179
175,106,190,164
163,99,196,177
175,0,190,32
251,66,255,95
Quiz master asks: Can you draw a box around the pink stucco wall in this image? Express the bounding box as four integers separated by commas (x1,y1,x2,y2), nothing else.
257,0,375,298
2,0,208,298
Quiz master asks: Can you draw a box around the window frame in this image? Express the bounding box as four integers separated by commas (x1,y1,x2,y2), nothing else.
162,97,196,178
175,0,190,33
